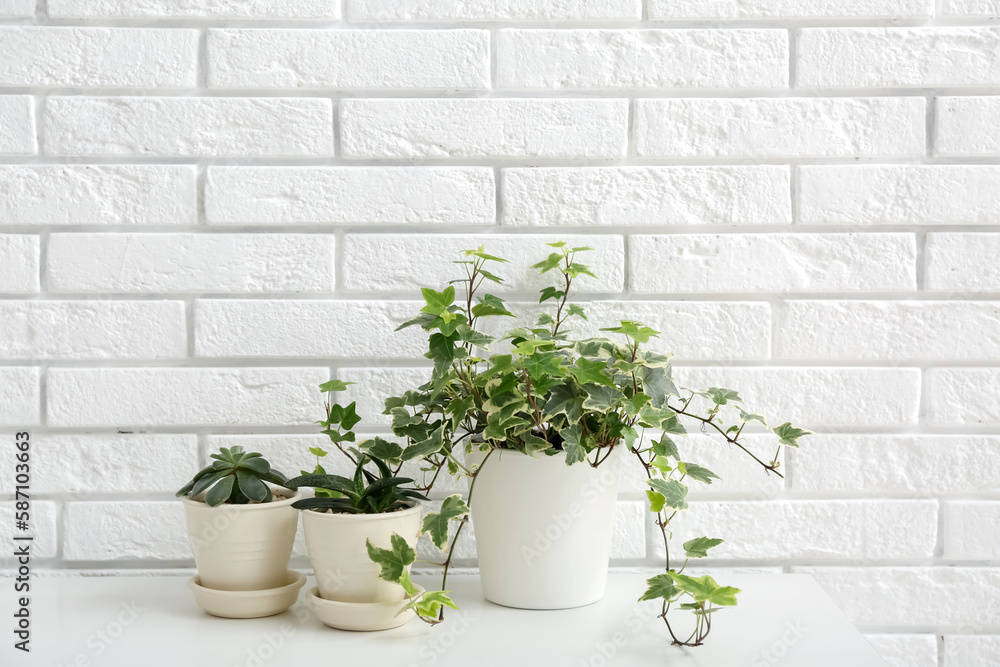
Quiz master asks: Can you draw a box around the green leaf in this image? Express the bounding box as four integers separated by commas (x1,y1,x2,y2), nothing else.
420,286,456,317
284,473,355,496
523,352,565,382
646,489,665,513
236,469,269,502
538,286,565,304
568,357,614,387
457,325,494,349
772,422,812,448
471,294,514,319
319,380,355,393
366,534,416,584
560,424,587,465
646,478,688,511
308,446,328,458
703,387,742,405
600,320,660,344
328,402,362,431
683,537,725,559
681,463,720,485
401,426,446,461
582,383,626,412
205,475,235,506
543,383,585,425
421,495,469,551
565,263,596,279
638,573,679,602
738,408,768,428
640,406,678,430
405,588,460,619
566,304,587,321
667,572,741,607
652,436,680,461
362,438,404,467
640,366,680,407
531,252,563,274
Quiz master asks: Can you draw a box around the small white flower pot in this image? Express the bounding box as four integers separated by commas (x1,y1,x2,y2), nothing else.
182,492,301,592
470,447,621,609
301,503,422,604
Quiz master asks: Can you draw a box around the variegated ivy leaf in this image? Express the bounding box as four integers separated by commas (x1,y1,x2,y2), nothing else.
703,387,742,405
646,489,666,513
543,383,585,425
772,422,813,448
456,325,494,350
652,436,680,460
638,573,679,602
738,408,768,428
667,572,741,606
421,495,469,551
366,534,415,584
522,432,552,456
646,478,689,511
568,357,614,387
640,366,680,408
683,536,724,559
560,423,588,465
639,405,677,430
582,383,626,412
360,438,403,467
401,426,445,462
678,462,720,485
600,320,660,344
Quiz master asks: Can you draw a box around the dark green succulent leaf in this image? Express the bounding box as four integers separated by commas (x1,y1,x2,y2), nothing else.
205,475,235,507
285,473,355,495
236,469,269,502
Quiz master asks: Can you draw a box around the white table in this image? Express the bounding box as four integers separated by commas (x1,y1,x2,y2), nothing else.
2,573,886,666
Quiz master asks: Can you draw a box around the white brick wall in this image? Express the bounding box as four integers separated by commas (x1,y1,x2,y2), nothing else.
2,3,997,661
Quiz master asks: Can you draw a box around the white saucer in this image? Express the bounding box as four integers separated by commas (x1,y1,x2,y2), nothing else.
188,570,306,619
305,585,422,631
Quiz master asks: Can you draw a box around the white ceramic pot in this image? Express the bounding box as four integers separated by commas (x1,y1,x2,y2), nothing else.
182,492,301,592
301,503,422,604
470,447,621,609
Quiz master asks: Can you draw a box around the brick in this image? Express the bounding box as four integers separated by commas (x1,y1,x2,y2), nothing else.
0,434,197,494
0,0,33,17
341,99,628,159
0,301,186,359
340,367,431,429
501,166,791,227
0,166,196,225
779,301,1000,361
634,98,925,158
47,233,335,293
865,635,938,667
0,367,40,426
610,502,647,559
792,435,1000,495
799,28,1000,88
945,502,1000,560
577,301,771,361
48,0,339,18
64,501,188,561
649,0,932,19
677,367,921,428
205,167,494,226
497,29,787,90
0,28,197,88
0,96,35,156
47,367,328,427
797,567,1000,629
342,234,624,293
943,0,1000,17
0,502,56,559
664,500,937,560
347,0,641,20
928,369,1000,426
926,233,1000,292
937,97,1000,157
0,235,38,293
629,233,916,293
800,166,1000,226
195,300,427,359
209,30,488,91
943,636,1000,666
43,97,334,157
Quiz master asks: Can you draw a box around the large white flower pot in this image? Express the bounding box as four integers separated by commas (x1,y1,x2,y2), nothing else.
470,447,621,609
182,492,301,592
301,503,422,604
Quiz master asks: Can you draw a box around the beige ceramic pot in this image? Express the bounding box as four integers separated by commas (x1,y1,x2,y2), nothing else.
182,491,301,592
301,503,422,604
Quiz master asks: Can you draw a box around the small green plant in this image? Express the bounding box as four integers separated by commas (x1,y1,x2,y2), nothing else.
176,446,290,506
286,453,428,514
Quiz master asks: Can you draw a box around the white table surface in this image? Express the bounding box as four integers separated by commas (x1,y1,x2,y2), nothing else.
2,573,887,666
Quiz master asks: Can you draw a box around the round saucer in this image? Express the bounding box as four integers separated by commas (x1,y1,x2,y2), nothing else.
305,585,422,631
188,570,306,619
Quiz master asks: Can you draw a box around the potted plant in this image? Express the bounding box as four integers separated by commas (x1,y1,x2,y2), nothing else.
176,446,304,618
284,387,435,631
348,242,811,646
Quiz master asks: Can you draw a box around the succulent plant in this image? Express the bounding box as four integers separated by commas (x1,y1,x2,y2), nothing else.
176,446,290,507
286,453,427,514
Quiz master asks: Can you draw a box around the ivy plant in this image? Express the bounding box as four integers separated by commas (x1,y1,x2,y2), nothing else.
176,446,290,507
336,243,811,643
